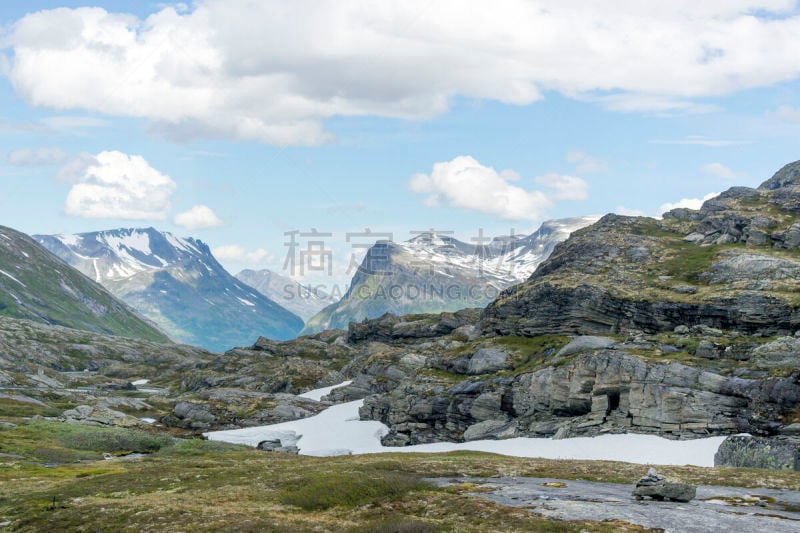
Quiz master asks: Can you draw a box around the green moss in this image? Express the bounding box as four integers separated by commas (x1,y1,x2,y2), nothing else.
494,335,570,374
277,471,433,511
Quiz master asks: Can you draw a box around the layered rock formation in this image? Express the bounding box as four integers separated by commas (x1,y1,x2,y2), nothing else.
483,160,800,337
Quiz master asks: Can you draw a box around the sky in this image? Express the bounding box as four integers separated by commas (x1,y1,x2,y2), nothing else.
1,1,800,289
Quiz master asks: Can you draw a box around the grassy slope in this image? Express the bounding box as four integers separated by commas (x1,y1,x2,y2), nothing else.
0,226,169,343
4,419,799,532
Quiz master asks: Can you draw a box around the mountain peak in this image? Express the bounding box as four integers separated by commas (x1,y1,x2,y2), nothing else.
758,160,800,190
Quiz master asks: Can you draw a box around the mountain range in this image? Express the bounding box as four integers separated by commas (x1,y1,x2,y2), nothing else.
35,227,303,352
234,268,331,321
301,217,599,333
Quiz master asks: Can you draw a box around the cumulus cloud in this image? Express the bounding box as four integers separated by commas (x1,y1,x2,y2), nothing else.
702,162,737,179
212,244,272,265
658,192,719,215
409,156,589,220
7,147,69,166
64,150,176,219
534,173,589,200
6,1,800,144
173,204,223,230
566,151,607,174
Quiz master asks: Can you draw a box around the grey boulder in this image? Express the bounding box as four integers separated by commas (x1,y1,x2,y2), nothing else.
714,435,799,470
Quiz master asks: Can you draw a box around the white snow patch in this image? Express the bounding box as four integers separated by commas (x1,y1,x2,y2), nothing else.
103,231,152,256
298,380,353,401
131,379,149,386
205,399,726,466
236,297,255,307
140,417,156,424
57,234,81,247
0,269,26,287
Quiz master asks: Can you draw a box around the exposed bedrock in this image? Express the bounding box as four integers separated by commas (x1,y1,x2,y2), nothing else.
359,350,800,446
481,283,799,337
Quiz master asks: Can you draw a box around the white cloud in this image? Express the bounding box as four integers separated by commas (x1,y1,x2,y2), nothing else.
55,152,97,183
534,173,589,200
614,206,647,217
7,147,69,166
769,105,800,123
173,204,223,230
6,2,800,145
565,151,607,174
658,192,719,215
64,150,176,219
410,156,589,220
212,244,272,265
702,162,737,179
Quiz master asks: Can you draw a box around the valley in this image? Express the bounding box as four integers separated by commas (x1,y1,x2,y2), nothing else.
3,161,800,530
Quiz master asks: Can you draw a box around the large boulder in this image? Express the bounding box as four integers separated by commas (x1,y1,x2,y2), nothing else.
714,435,800,470
61,405,143,428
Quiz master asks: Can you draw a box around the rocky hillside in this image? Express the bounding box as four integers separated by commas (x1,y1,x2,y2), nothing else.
35,227,304,351
288,161,800,447
302,217,598,334
482,160,800,337
0,225,168,342
0,314,353,433
236,268,332,321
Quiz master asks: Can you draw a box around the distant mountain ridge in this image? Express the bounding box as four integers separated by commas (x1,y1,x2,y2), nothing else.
0,225,168,342
35,228,303,351
302,217,599,333
235,268,332,321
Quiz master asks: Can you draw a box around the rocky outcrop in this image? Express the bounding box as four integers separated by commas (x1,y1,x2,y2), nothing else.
482,162,800,340
482,282,799,337
359,349,800,445
347,310,481,344
163,389,329,431
715,435,800,470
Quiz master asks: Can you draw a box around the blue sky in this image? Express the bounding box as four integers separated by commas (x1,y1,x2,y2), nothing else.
1,1,800,286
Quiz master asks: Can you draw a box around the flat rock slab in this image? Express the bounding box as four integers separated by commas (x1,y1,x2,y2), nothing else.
433,476,800,533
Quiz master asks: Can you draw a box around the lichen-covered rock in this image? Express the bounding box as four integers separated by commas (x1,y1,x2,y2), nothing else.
714,435,800,470
462,420,517,441
752,337,800,368
556,336,616,356
61,405,143,428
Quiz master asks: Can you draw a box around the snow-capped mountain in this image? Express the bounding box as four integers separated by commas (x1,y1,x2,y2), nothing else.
35,228,304,351
235,269,334,321
302,216,599,333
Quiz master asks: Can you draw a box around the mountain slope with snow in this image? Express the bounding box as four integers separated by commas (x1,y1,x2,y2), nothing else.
0,225,169,342
302,216,599,333
35,228,303,351
235,268,333,321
